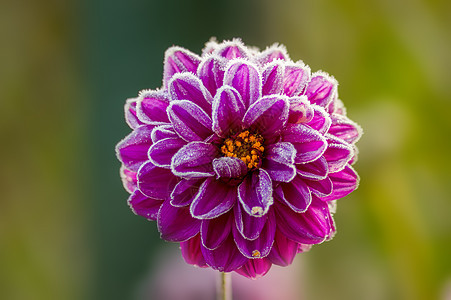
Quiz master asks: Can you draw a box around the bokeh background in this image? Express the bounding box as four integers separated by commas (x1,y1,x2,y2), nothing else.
1,0,450,299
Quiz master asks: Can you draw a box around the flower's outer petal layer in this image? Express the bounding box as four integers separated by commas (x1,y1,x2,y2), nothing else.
321,165,359,201
171,141,217,178
120,165,137,193
136,90,170,124
324,135,354,173
201,234,248,272
287,96,314,124
305,177,333,197
223,60,262,108
278,175,312,213
283,62,311,97
128,189,163,221
257,44,289,64
167,100,213,142
163,47,201,87
137,161,178,200
262,60,285,96
147,137,186,168
282,124,327,164
151,124,178,143
124,98,143,129
329,114,363,144
242,95,289,140
190,178,237,219
296,156,329,180
170,178,203,207
116,125,155,172
201,211,233,250
180,234,208,267
235,258,272,279
238,169,273,217
212,86,246,137
306,105,332,134
267,230,299,266
304,72,337,108
197,55,225,97
263,142,297,183
213,39,250,60
168,73,213,115
157,200,201,242
212,157,248,179
234,203,267,240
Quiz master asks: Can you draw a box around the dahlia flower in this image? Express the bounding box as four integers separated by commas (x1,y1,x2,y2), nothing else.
116,38,362,279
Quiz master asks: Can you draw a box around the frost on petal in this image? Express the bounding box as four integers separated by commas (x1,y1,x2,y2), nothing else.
283,62,311,97
120,165,137,193
150,124,178,143
223,59,262,108
304,72,337,108
128,189,163,221
262,60,285,96
304,177,333,197
323,134,354,173
281,124,327,164
329,114,363,144
234,202,268,240
167,100,213,142
137,161,178,200
200,211,233,250
213,39,250,60
287,96,314,124
201,234,248,272
212,157,248,179
242,95,289,140
306,105,332,134
180,234,208,268
296,156,329,180
148,137,186,168
136,90,170,124
190,178,237,219
235,258,272,279
202,37,219,56
124,97,143,129
277,175,312,213
197,55,226,97
320,165,359,201
262,142,297,183
171,141,217,178
238,169,273,217
257,44,290,64
170,178,203,207
163,46,201,87
116,125,155,172
157,200,201,242
168,73,213,115
212,86,245,137
267,230,299,267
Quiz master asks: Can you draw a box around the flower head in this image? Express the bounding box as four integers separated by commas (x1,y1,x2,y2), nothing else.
116,38,362,278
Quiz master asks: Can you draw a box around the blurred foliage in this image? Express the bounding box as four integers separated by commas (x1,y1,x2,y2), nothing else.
0,0,450,299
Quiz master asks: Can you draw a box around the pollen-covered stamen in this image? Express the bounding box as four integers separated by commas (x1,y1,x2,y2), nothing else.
252,250,261,258
220,130,265,169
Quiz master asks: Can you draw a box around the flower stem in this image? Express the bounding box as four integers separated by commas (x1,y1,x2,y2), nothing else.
218,272,231,300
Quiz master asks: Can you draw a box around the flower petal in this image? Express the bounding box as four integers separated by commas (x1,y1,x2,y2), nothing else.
167,100,213,142
304,72,337,107
190,178,237,219
320,165,359,201
287,96,314,124
238,169,273,217
262,142,297,183
171,141,217,178
278,175,312,213
223,59,261,107
128,189,163,221
137,161,178,200
283,62,311,97
262,60,285,95
212,85,246,137
201,234,247,272
148,137,186,168
257,44,289,64
136,90,170,124
235,258,272,279
234,202,268,240
212,157,248,179
120,165,137,193
200,211,233,250
281,124,327,164
242,95,289,140
324,134,354,173
197,55,226,97
116,125,155,171
157,200,201,242
296,156,329,180
180,234,208,267
163,46,201,86
168,73,213,115
267,230,299,266
170,178,204,207
305,177,333,197
150,124,178,143
306,105,332,134
124,97,143,129
213,39,250,60
329,114,363,144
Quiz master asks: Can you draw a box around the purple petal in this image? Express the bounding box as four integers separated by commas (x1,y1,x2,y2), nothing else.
170,178,203,207
283,62,311,97
306,105,332,134
148,137,186,168
234,202,268,240
235,258,272,279
171,141,217,178
213,40,249,59
136,90,170,124
167,100,213,142
190,178,237,219
305,177,333,197
320,165,359,201
304,72,337,107
257,44,289,64
262,60,285,95
329,114,363,144
262,142,297,183
242,95,289,140
223,60,261,107
150,124,178,143
168,73,213,115
157,200,201,242
200,211,233,250
267,230,299,266
116,124,155,172
137,161,178,200
212,157,248,179
324,134,354,173
287,96,314,124
281,124,327,164
197,55,226,97
163,47,201,87
124,97,143,129
128,189,163,221
296,156,329,180
120,165,137,193
278,175,312,213
201,234,247,272
238,169,273,217
180,234,207,267
212,86,246,137
233,209,276,258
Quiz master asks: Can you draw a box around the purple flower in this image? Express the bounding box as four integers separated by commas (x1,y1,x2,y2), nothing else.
116,38,362,278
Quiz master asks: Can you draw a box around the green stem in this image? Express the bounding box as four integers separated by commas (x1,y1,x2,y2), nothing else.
218,272,231,300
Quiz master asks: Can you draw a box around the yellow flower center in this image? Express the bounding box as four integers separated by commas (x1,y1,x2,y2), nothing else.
220,130,265,170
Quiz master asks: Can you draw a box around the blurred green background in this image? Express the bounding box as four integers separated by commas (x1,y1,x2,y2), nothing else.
1,0,450,299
